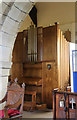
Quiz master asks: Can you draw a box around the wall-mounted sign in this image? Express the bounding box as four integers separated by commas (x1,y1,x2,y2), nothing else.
59,100,64,108
47,64,51,70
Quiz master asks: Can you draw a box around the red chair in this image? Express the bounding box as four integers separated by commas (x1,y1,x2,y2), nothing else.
0,78,25,119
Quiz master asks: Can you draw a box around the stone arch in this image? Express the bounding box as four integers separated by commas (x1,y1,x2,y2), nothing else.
0,1,34,109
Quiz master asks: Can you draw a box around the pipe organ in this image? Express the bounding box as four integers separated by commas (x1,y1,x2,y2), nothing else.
11,23,70,110
28,25,37,62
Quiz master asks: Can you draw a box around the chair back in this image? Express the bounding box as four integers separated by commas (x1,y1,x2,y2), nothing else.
6,79,25,112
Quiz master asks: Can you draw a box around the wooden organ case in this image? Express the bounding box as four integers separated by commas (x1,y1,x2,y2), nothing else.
11,23,70,110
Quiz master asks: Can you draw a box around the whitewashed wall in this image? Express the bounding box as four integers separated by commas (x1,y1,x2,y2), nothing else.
0,1,34,110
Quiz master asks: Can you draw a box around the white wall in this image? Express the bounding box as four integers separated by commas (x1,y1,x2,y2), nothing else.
36,2,75,26
19,2,75,43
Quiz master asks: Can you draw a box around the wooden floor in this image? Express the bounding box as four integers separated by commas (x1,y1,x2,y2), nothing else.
22,109,53,118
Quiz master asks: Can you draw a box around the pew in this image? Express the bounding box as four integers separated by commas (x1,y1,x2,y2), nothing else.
53,89,77,119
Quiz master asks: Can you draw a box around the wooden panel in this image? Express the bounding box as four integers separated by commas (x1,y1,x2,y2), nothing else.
43,26,57,61
24,91,42,104
11,63,23,81
24,63,42,69
21,77,42,86
25,86,42,103
12,32,23,63
23,69,42,78
57,29,69,90
53,91,77,119
60,31,63,89
65,40,69,86
57,29,61,88
56,94,65,118
23,62,42,78
12,31,28,63
67,41,69,83
69,95,76,118
23,30,28,62
26,85,42,94
42,62,58,108
37,27,43,61
63,37,66,88
62,35,65,89
36,104,47,110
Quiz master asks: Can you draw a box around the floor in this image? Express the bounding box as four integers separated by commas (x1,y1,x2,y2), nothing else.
22,109,53,118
